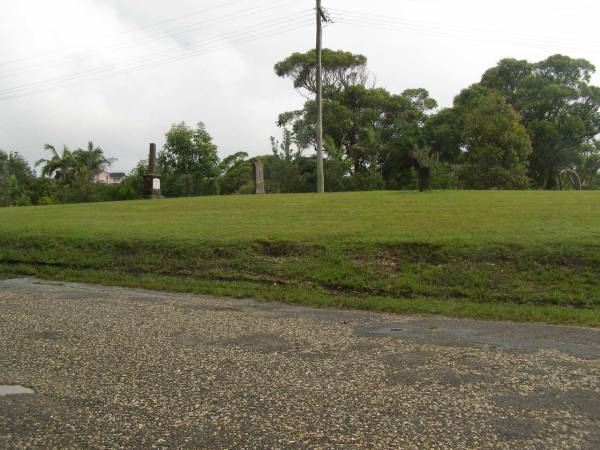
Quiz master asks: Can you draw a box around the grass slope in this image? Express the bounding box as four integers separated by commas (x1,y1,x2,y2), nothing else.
1,191,600,326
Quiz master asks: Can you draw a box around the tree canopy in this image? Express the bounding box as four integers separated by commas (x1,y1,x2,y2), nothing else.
275,49,370,97
480,55,600,188
458,89,532,189
272,51,600,192
0,150,35,206
159,122,220,196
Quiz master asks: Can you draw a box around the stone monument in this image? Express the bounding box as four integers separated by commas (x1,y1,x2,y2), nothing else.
253,159,265,195
143,143,161,199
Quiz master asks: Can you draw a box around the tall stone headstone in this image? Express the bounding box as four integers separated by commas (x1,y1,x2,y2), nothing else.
253,159,265,195
143,143,161,199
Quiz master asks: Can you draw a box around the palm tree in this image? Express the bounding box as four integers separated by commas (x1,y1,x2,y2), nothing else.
37,142,116,183
72,142,116,182
36,144,75,181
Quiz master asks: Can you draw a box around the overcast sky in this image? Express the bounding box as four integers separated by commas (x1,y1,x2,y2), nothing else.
1,0,599,172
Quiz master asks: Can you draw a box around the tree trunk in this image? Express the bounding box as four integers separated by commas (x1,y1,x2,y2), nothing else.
542,166,557,190
418,166,431,192
546,173,558,190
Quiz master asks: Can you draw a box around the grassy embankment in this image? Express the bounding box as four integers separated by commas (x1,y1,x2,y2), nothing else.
1,191,600,326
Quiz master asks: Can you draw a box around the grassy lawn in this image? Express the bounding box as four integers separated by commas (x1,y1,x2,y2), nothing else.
1,190,600,326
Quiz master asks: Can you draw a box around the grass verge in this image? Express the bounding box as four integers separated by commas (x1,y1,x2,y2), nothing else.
1,235,600,327
2,191,600,325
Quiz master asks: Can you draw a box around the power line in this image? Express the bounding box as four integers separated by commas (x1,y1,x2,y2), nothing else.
120,0,248,35
0,0,298,79
329,8,566,43
0,19,314,101
0,14,314,101
0,0,248,67
329,8,600,53
0,11,313,99
0,11,312,95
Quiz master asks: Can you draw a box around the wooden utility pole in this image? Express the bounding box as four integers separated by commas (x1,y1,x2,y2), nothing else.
315,0,325,193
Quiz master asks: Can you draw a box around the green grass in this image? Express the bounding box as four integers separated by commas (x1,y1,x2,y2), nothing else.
1,190,600,326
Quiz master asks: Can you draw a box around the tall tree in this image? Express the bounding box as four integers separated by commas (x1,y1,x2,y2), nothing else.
457,89,532,189
159,122,220,196
72,142,115,182
37,142,114,183
36,145,75,182
480,55,600,188
218,152,253,195
0,150,35,206
270,128,295,161
277,81,438,189
378,89,438,187
275,49,370,98
35,142,116,203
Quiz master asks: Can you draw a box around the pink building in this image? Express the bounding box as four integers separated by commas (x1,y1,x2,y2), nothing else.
94,171,126,185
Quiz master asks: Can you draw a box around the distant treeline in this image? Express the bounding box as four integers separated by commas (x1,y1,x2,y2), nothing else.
2,50,600,207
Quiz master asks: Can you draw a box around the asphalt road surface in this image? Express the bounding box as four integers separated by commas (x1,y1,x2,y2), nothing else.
1,278,600,449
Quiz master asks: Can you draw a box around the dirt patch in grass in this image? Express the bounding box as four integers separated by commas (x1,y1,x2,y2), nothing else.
253,239,326,257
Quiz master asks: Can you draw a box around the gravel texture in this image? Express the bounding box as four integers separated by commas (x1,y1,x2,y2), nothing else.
1,277,599,449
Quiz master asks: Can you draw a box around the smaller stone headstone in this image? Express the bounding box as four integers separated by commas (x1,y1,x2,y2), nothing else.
253,159,265,195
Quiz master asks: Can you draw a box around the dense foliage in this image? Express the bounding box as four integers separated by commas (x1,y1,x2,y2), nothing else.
2,50,600,207
159,122,220,197
272,50,600,192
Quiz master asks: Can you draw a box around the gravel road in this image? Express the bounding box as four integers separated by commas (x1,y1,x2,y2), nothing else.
1,277,599,449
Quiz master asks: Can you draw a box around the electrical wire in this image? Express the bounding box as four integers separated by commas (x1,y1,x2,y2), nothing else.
1,0,248,66
329,8,600,53
328,7,578,44
0,14,314,101
0,11,313,98
0,0,299,79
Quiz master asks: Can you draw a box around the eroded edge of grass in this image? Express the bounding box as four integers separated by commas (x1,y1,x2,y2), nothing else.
2,263,599,328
